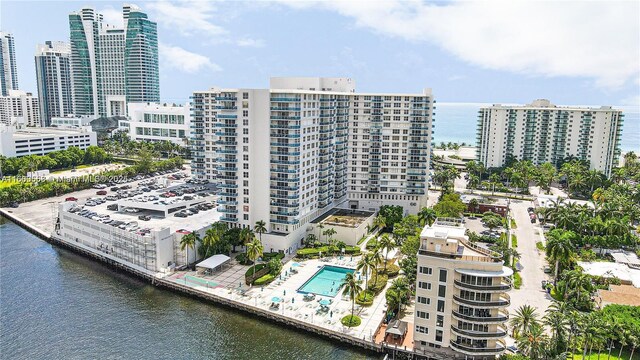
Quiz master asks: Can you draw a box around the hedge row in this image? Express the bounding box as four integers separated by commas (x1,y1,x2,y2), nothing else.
356,290,374,306
296,245,361,259
254,274,276,286
367,273,389,294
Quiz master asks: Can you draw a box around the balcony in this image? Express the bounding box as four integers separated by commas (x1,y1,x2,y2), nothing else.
453,294,510,308
271,97,301,102
218,183,238,189
449,340,506,356
452,310,509,324
270,106,301,111
454,279,512,292
215,96,237,101
451,325,507,339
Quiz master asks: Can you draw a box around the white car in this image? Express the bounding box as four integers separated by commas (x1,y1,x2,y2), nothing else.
124,208,140,213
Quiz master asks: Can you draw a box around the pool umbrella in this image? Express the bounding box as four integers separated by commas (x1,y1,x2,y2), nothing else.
272,296,281,302
319,299,330,306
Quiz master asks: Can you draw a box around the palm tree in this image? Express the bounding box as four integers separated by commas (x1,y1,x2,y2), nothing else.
369,248,383,285
628,333,639,360
387,277,409,316
565,270,592,306
543,301,569,354
246,236,264,277
305,233,317,247
323,228,337,249
254,220,267,244
516,323,549,360
180,232,199,268
373,215,386,232
418,207,437,227
510,304,540,338
585,169,604,194
546,231,575,281
357,253,375,291
341,272,363,324
377,234,396,273
239,227,254,254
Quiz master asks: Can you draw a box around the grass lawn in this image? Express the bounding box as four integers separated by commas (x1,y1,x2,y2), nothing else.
571,349,635,360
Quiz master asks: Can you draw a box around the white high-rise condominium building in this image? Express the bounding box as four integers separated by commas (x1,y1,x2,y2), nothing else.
68,5,159,117
476,99,624,177
191,77,433,253
413,219,511,358
0,90,40,127
127,102,191,145
35,41,74,127
0,32,19,96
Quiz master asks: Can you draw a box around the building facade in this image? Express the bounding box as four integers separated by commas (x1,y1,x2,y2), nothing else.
0,124,96,157
68,5,159,118
0,90,40,127
476,99,624,177
0,32,19,96
191,77,434,253
413,220,511,358
35,41,74,126
127,102,190,145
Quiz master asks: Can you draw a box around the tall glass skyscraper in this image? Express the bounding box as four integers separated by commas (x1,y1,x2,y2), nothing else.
0,32,19,96
35,41,74,126
68,5,159,118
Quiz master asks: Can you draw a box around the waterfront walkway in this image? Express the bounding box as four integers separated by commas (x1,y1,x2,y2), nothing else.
165,256,388,342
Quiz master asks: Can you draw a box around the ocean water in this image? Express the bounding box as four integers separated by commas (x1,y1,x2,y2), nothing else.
434,102,640,153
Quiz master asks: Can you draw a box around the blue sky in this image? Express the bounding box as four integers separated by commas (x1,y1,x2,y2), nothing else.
2,1,639,108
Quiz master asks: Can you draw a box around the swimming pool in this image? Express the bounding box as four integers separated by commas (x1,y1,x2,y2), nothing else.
297,266,355,298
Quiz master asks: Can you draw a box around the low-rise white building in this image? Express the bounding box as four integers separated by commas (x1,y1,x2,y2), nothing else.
50,115,97,128
0,124,97,157
0,89,40,127
127,102,190,145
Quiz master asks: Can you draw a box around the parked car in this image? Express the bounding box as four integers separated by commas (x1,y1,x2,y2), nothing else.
9,202,19,208
124,208,140,213
138,215,151,221
543,266,552,274
111,187,120,192
93,184,107,189
65,197,78,202
107,204,118,211
96,190,107,196
174,212,187,218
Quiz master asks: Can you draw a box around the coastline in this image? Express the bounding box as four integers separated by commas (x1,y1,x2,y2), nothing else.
2,208,439,359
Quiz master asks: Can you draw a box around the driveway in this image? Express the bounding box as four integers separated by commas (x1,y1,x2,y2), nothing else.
508,199,553,317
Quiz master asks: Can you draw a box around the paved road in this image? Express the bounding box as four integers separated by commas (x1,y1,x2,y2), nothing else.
508,199,553,316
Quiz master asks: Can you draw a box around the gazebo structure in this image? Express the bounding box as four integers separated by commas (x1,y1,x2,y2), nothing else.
195,254,231,275
385,320,408,343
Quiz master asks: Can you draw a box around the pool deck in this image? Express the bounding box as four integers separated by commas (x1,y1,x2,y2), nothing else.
165,256,389,342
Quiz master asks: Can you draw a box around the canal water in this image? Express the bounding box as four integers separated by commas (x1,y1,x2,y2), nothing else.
0,217,375,360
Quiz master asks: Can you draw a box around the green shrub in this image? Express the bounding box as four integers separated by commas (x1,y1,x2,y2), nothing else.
510,218,517,229
254,274,276,286
341,315,361,327
262,252,285,261
367,273,389,294
245,264,267,277
356,290,374,306
366,238,378,250
511,234,518,248
513,272,522,289
579,248,597,261
384,264,400,278
357,235,368,245
235,253,253,265
295,246,360,259
267,258,283,276
536,241,545,251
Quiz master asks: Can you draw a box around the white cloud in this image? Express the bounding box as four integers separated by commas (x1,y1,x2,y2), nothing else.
147,1,226,36
276,0,640,88
100,6,124,28
159,43,221,73
236,38,265,48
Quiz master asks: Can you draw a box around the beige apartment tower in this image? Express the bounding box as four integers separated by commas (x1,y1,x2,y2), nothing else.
413,219,511,358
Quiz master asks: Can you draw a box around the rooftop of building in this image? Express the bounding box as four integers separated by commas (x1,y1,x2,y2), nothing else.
418,219,504,263
596,285,640,307
484,99,619,111
579,261,640,288
460,194,510,207
4,126,93,138
311,207,375,228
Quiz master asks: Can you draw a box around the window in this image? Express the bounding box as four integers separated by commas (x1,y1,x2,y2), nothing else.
415,326,428,334
419,266,432,275
437,300,445,312
436,315,444,327
418,282,431,290
416,311,430,319
417,296,430,305
435,330,443,342
439,269,447,282
438,285,446,298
